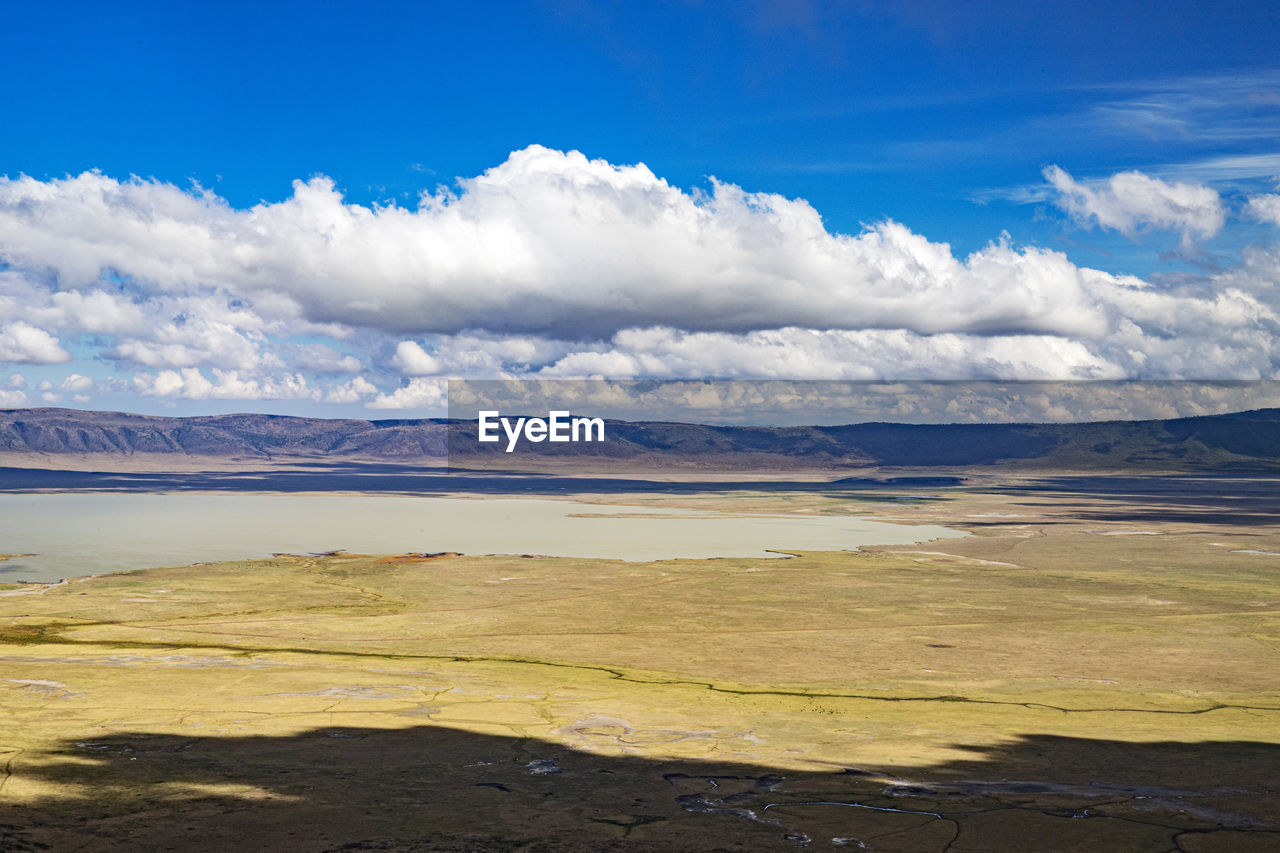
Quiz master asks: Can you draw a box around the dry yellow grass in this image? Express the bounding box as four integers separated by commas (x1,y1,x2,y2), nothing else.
1,481,1278,850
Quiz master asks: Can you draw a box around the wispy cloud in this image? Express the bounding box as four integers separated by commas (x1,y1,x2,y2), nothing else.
1067,70,1280,145
930,69,1280,187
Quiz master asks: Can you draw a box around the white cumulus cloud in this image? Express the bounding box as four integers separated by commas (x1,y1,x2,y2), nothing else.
369,377,447,410
133,368,311,401
1043,165,1225,245
0,322,72,364
59,374,93,392
321,376,379,404
1247,193,1280,227
0,148,1170,340
391,340,442,376
0,147,1277,392
538,327,1123,380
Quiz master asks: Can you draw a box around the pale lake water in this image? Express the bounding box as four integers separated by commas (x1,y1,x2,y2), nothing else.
0,493,964,583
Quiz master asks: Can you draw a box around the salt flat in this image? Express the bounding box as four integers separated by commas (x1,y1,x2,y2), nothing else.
0,493,961,583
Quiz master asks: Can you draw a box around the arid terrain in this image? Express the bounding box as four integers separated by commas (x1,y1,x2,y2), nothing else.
2,474,1278,850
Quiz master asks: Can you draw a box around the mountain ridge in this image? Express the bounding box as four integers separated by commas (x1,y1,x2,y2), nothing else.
1,406,1278,470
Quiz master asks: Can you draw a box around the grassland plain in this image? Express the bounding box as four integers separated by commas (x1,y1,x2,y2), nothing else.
1,479,1279,851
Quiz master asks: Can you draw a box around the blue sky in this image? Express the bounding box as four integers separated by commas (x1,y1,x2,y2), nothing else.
2,1,1280,415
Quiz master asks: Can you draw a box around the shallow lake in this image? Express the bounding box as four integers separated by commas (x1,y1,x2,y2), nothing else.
0,493,963,583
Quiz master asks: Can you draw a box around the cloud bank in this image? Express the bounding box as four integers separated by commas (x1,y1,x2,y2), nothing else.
1,146,1279,410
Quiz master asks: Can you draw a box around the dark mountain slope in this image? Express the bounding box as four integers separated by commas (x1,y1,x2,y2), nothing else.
0,409,446,459
1,407,1277,470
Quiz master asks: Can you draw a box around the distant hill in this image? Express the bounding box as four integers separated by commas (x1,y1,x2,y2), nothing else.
0,408,448,460
1,406,1278,471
